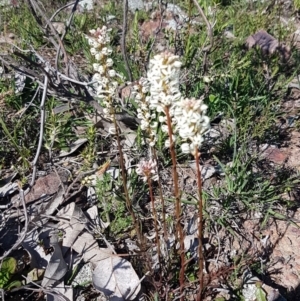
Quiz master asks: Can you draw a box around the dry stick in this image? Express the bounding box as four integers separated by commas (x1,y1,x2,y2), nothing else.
121,0,132,82
50,1,77,21
54,0,80,74
19,86,40,118
0,52,89,99
112,114,142,244
0,188,28,261
29,74,48,189
165,106,185,299
195,149,204,301
12,50,55,87
192,0,213,49
192,0,213,73
28,0,69,73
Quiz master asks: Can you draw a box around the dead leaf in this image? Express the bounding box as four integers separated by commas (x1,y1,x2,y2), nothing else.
92,256,141,301
189,163,216,180
72,232,113,264
42,234,68,288
85,205,109,230
57,203,87,255
26,268,44,283
58,138,88,157
28,187,65,229
23,228,53,269
46,281,73,301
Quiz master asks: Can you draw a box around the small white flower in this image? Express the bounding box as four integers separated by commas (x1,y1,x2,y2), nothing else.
108,126,116,135
203,76,211,83
161,124,168,133
106,58,113,67
136,159,159,182
135,93,143,100
92,73,101,82
93,63,100,71
108,69,116,77
142,86,149,93
101,47,109,56
158,115,166,123
181,143,191,154
165,139,171,148
150,121,158,129
111,81,119,88
95,53,103,61
173,97,210,154
97,65,105,75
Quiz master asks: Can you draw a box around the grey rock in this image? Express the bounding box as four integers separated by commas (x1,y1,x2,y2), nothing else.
128,0,144,12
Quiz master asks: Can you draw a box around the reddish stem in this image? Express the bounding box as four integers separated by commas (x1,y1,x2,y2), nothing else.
195,149,204,301
165,106,185,300
112,114,142,244
147,177,161,265
153,148,167,240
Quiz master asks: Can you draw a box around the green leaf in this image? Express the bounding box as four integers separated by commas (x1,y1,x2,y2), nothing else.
0,257,17,289
1,257,17,274
209,94,217,102
5,280,22,290
255,286,267,301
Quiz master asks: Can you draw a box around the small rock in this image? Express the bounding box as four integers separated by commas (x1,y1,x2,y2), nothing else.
260,145,288,164
72,263,93,287
128,0,144,12
79,0,94,11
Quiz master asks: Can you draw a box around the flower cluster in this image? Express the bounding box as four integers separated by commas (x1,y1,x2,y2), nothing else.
145,52,182,115
136,159,159,182
173,97,210,155
135,52,183,149
131,78,157,147
86,26,122,119
135,51,210,156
